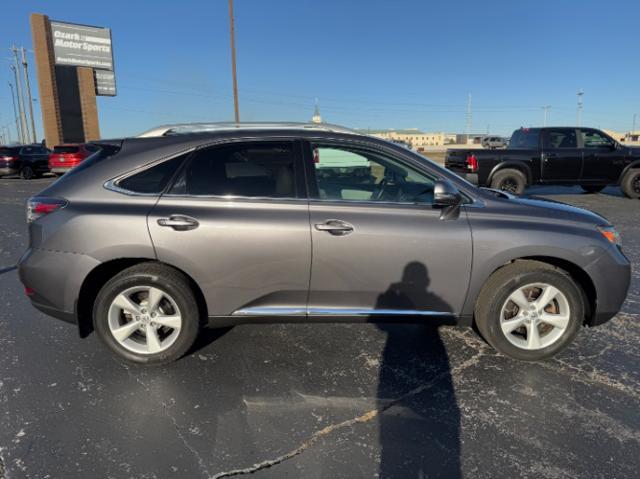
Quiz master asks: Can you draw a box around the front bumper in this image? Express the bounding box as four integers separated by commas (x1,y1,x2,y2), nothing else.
18,248,100,325
584,246,631,326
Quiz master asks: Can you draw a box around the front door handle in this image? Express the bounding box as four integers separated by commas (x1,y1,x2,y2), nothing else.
157,215,199,231
314,219,354,236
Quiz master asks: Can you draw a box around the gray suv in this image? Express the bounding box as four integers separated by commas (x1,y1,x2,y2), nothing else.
18,123,630,364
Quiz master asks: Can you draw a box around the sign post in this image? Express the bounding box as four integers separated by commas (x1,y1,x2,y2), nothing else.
30,13,116,146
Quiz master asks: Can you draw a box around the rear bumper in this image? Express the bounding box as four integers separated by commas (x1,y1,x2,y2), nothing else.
0,167,18,176
451,170,479,184
18,248,100,324
585,246,631,326
49,167,73,174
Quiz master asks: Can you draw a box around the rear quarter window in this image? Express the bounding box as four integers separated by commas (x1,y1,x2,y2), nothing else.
115,155,186,194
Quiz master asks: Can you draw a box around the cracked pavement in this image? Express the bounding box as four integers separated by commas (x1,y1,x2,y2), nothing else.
0,178,638,478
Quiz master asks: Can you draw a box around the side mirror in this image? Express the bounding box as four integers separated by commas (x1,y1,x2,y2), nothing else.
433,180,463,220
433,180,462,207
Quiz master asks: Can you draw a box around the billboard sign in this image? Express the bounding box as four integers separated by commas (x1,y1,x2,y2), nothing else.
50,21,114,71
94,70,116,96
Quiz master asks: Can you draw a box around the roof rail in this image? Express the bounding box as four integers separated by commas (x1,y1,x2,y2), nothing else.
136,122,363,138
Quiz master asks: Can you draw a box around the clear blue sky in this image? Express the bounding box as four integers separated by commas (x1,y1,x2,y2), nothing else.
1,0,639,140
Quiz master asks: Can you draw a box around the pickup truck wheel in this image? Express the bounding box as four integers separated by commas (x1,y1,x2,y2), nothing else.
621,169,640,199
581,185,605,193
475,260,583,361
490,169,527,195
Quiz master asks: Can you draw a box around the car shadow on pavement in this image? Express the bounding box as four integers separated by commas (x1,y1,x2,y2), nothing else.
375,262,461,478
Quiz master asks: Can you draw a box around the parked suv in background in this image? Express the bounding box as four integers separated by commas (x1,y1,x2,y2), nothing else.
446,127,640,197
481,136,507,149
48,143,100,175
19,123,630,365
0,144,50,179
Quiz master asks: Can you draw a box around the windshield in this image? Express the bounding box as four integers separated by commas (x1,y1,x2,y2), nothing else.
53,146,80,153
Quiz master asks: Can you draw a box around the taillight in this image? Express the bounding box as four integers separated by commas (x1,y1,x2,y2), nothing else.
1,155,17,162
27,196,67,223
466,154,478,172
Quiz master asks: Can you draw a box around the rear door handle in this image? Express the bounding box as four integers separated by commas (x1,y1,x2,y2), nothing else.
314,219,354,236
157,215,199,231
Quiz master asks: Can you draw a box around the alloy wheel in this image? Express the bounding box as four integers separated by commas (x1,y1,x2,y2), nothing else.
499,283,571,350
500,178,519,194
108,286,182,354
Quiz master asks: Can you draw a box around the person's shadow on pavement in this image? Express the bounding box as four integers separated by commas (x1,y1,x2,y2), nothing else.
376,261,461,478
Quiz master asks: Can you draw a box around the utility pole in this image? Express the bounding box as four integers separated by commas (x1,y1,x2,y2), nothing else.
11,46,29,143
8,81,23,144
542,105,551,126
228,0,240,123
21,47,37,143
576,89,584,126
632,113,637,136
465,93,472,144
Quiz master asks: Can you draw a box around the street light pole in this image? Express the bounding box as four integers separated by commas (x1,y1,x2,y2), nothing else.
8,81,23,144
542,105,551,126
12,46,30,143
21,47,37,143
228,0,240,123
576,89,584,126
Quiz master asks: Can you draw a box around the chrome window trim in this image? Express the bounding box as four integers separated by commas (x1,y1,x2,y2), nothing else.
103,147,197,197
161,193,308,203
232,307,455,317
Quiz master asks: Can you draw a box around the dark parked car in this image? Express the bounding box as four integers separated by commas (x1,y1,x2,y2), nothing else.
48,143,100,175
445,127,640,197
0,144,50,179
19,123,630,364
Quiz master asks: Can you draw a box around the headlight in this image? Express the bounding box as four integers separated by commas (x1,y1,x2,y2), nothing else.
597,225,621,246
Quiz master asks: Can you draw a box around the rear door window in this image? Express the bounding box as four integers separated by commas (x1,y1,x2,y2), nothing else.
544,129,578,149
170,142,298,198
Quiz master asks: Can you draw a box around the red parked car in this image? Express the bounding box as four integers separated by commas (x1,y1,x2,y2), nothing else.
48,144,100,175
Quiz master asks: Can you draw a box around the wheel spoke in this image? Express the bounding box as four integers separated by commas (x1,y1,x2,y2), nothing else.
509,288,530,310
111,320,141,341
526,322,542,349
146,287,164,313
112,293,141,315
145,324,162,353
501,316,527,334
154,315,181,330
534,285,560,310
538,312,570,330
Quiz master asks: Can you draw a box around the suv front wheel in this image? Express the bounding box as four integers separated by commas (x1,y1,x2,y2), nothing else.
93,263,201,365
475,260,583,361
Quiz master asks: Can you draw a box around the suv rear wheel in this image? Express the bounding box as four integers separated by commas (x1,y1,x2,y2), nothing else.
621,169,640,199
475,260,583,361
93,263,201,364
490,168,527,195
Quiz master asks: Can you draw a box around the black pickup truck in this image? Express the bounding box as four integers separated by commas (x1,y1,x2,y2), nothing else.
445,127,640,197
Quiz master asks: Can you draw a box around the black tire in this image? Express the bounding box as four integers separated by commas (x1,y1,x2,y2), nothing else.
581,185,605,194
490,168,527,195
20,166,34,180
474,260,583,361
620,169,640,199
93,262,202,365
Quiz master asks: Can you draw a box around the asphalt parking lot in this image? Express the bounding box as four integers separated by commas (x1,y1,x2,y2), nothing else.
0,177,638,479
